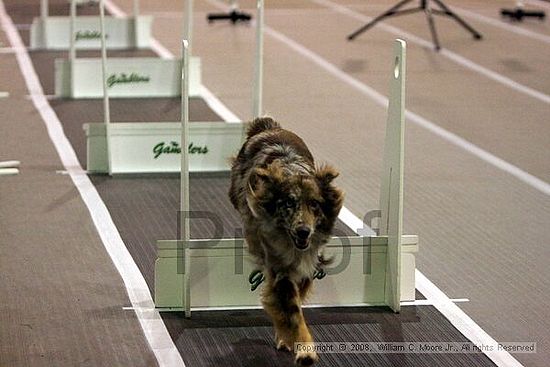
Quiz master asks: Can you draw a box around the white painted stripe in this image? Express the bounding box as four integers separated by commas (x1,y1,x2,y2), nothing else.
199,85,242,122
0,168,19,176
401,298,470,306
257,20,550,196
0,160,20,168
338,207,376,235
312,0,550,105
454,7,550,45
0,2,185,367
0,91,9,98
416,271,524,367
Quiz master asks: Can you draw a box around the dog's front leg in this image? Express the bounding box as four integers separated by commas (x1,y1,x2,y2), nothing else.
262,277,318,366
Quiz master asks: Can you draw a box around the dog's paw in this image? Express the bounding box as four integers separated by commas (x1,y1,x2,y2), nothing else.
295,351,318,366
276,339,292,352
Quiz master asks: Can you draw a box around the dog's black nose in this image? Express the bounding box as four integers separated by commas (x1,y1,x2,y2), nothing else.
296,226,311,240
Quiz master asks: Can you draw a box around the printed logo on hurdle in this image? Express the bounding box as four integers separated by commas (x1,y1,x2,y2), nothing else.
75,31,107,41
107,73,151,88
153,142,209,159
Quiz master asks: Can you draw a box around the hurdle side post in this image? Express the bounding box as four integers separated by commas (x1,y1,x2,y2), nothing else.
252,0,264,119
99,0,112,175
379,39,406,313
69,0,77,97
183,0,194,56
133,0,141,47
40,0,49,20
180,40,192,318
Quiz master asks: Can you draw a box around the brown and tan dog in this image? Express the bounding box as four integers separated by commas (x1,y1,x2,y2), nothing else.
229,117,344,366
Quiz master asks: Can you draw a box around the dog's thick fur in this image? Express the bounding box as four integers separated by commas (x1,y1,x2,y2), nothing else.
229,117,344,366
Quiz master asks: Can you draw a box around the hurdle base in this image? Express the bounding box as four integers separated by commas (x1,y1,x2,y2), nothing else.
154,236,418,312
84,121,244,174
30,15,153,50
56,57,202,98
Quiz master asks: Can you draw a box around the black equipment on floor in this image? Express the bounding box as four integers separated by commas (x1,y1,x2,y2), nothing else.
347,0,482,51
207,9,252,24
501,7,546,22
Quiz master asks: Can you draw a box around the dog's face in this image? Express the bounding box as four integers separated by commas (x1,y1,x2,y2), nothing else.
247,162,344,251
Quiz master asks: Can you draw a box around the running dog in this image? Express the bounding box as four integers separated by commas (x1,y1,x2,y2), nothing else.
229,117,344,366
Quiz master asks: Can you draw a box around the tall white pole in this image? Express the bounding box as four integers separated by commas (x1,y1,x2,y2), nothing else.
99,0,112,175
40,0,49,20
69,0,77,98
180,40,191,318
184,0,194,56
252,0,264,118
133,0,140,47
380,39,406,313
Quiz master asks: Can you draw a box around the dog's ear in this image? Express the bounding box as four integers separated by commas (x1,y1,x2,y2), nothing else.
246,166,279,217
315,165,339,185
315,165,344,230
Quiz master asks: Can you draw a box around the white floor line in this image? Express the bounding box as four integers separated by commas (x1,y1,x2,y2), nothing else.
401,298,470,306
453,7,550,45
416,271,523,367
311,0,550,105
0,2,185,367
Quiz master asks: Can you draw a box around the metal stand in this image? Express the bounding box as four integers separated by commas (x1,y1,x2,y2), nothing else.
347,0,482,51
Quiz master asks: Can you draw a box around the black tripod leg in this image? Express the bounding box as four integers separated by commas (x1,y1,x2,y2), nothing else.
347,0,415,40
432,0,482,39
425,5,441,51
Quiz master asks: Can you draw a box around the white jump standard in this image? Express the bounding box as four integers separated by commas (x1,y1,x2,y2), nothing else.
154,39,419,317
83,0,266,174
31,0,152,50
55,0,201,98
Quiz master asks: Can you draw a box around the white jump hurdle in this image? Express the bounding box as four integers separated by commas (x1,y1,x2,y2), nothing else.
84,0,267,174
31,0,152,50
154,39,418,318
55,0,201,99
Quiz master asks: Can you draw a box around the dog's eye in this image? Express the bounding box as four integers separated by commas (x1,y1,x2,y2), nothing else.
310,200,321,210
281,198,296,209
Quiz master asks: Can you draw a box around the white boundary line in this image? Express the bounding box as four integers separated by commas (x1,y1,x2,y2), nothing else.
0,2,185,367
415,271,523,367
311,0,550,105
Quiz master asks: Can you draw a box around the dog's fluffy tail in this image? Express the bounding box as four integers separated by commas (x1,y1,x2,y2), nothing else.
246,117,281,139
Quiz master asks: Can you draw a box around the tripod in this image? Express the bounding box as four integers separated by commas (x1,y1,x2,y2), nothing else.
347,0,482,51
